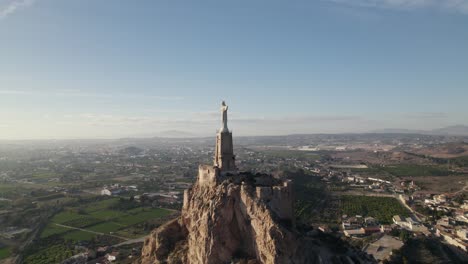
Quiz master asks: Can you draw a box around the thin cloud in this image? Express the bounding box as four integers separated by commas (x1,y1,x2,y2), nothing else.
0,89,184,100
403,112,449,119
233,115,363,123
0,0,36,19
326,0,468,14
0,89,32,94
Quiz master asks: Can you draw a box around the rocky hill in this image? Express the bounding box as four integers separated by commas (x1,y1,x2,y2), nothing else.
138,172,374,264
141,172,302,264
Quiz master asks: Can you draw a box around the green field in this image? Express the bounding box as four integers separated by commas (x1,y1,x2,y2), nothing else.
382,164,452,177
260,149,321,160
351,164,453,178
40,223,69,238
449,156,468,167
50,211,86,224
0,247,11,260
84,198,119,212
0,200,10,209
40,198,172,242
32,197,174,264
23,243,75,264
341,195,410,224
31,172,58,179
62,230,97,241
88,209,125,220
87,222,122,233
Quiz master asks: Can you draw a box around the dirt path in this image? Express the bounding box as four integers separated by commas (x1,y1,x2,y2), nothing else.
453,180,468,195
396,195,425,222
53,223,130,241
113,236,147,247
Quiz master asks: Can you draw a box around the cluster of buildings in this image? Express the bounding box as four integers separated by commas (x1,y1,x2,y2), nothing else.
134,191,181,205
61,245,141,264
392,215,428,233
419,193,468,223
339,174,398,193
342,215,383,237
422,194,458,214
405,193,468,252
100,184,138,196
435,216,468,251
399,180,420,192
341,213,430,238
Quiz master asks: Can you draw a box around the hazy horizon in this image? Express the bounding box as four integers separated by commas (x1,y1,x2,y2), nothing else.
1,0,467,139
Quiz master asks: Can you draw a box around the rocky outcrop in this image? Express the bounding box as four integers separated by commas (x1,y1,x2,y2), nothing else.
141,218,188,263
140,173,322,264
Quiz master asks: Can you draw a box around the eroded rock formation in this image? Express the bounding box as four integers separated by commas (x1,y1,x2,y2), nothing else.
141,172,317,264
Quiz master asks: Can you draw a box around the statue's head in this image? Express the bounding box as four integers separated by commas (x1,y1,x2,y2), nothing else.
222,100,226,106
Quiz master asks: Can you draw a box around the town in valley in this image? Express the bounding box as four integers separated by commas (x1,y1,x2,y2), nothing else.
1,130,468,263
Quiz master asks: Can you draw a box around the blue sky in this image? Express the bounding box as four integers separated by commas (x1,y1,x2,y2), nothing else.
0,0,467,139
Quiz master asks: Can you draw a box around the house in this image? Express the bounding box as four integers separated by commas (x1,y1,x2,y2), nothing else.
364,226,381,235
461,200,468,210
344,228,366,237
406,218,427,232
105,251,119,262
365,235,404,261
436,226,468,252
318,225,330,233
101,189,112,196
437,216,454,227
342,216,363,230
434,194,447,204
101,187,123,196
364,217,378,226
393,215,427,232
456,229,468,240
380,225,392,233
392,215,405,226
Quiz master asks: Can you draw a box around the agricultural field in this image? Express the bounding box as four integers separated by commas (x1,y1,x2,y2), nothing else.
340,195,410,224
260,149,321,160
381,164,453,177
22,197,174,264
291,170,336,225
39,198,173,242
0,247,12,260
351,164,454,178
23,242,77,264
39,224,69,238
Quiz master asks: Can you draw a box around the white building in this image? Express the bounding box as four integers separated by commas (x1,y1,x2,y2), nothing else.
457,229,468,240
393,215,428,232
436,227,468,252
434,194,447,204
101,188,112,196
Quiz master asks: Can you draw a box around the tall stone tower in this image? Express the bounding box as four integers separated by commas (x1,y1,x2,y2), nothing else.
214,101,236,173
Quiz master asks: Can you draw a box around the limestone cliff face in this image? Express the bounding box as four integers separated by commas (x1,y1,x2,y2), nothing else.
140,174,316,264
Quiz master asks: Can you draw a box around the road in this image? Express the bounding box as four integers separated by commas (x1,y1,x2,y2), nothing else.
113,236,147,247
453,180,468,195
332,190,396,198
396,194,425,222
54,223,130,241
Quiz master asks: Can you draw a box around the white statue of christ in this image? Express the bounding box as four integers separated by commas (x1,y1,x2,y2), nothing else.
220,101,229,132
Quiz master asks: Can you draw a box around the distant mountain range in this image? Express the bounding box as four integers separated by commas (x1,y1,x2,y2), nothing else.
155,130,199,138
372,125,468,136
126,130,201,139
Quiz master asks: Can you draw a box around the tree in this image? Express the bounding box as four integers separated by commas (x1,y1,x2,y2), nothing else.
399,230,411,242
